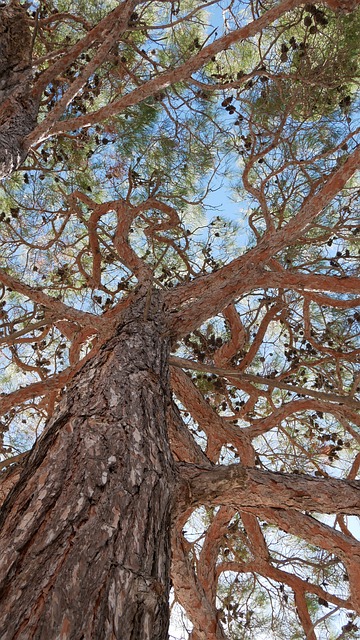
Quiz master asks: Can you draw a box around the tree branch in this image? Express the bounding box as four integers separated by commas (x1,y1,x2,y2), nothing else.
166,146,360,333
170,357,360,411
176,462,360,515
38,0,306,139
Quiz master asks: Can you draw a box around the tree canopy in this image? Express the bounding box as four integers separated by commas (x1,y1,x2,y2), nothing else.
0,1,359,638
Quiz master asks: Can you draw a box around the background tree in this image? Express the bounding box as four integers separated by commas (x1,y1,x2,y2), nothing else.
0,1,359,638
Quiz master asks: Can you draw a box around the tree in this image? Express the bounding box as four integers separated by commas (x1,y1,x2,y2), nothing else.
0,0,359,638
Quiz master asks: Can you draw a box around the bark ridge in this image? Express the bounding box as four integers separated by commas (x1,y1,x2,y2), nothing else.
0,291,176,640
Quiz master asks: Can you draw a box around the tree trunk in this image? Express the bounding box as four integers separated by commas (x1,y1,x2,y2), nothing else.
0,1,38,180
0,292,176,639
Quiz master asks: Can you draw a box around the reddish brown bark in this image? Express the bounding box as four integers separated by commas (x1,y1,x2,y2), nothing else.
0,1,359,636
171,532,227,640
166,146,360,334
176,463,360,516
35,0,306,142
0,292,175,640
250,507,360,611
0,1,39,179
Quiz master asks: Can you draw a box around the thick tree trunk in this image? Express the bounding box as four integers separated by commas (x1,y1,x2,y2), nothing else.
0,1,38,180
0,292,176,639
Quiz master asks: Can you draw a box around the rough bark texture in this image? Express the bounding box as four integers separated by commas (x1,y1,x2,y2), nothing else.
0,291,175,639
177,463,360,515
0,1,38,180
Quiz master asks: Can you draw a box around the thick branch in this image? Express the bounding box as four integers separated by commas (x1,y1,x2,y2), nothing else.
166,146,360,333
34,0,306,140
25,0,138,148
176,463,360,515
171,532,226,640
255,271,360,298
168,401,212,466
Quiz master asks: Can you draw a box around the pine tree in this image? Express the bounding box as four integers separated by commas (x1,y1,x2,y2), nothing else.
0,1,359,638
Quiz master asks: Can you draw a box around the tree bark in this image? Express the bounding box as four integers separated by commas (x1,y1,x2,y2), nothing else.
176,463,360,515
0,1,39,180
0,291,176,639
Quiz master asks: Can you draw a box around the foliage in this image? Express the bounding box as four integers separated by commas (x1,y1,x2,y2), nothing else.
0,1,359,638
